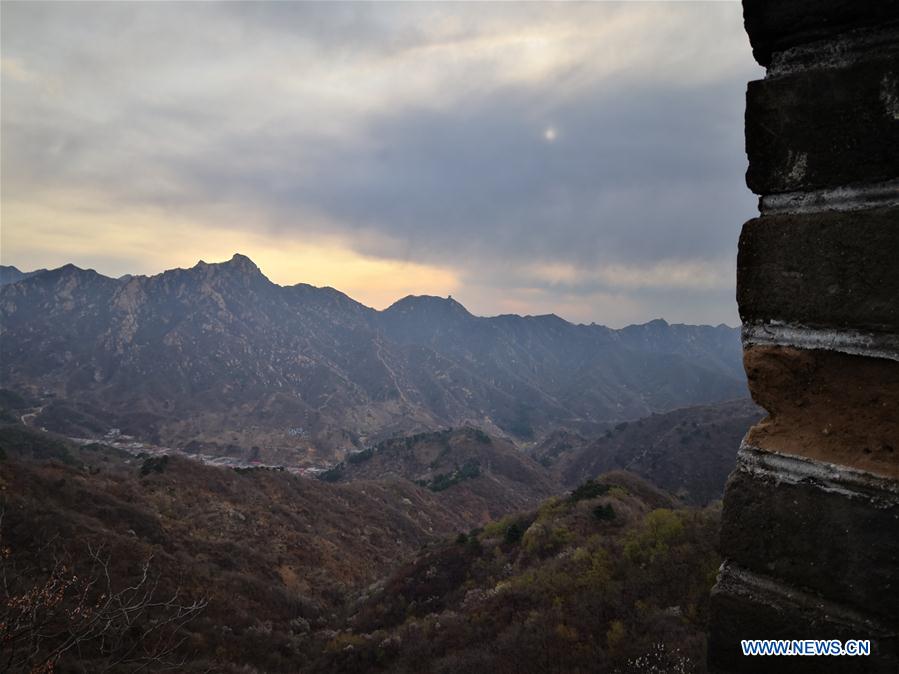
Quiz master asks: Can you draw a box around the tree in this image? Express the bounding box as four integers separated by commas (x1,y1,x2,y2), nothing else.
1,511,206,672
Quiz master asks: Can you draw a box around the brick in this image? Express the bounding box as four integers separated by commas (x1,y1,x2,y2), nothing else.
737,207,899,334
710,563,898,673
743,0,899,67
745,56,899,194
742,346,899,478
719,459,899,620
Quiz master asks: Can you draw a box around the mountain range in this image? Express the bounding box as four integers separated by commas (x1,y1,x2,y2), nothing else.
0,255,746,463
531,398,763,505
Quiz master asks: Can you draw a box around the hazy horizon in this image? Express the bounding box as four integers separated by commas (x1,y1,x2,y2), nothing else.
1,1,763,328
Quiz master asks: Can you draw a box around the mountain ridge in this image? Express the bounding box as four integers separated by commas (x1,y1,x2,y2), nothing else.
0,254,747,463
1,255,738,330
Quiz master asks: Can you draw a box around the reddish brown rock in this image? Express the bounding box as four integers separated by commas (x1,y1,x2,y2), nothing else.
743,346,899,478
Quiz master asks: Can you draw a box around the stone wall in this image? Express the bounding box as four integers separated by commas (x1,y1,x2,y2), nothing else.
709,2,899,672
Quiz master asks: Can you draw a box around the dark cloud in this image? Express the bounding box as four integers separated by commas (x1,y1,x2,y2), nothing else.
150,71,755,275
2,1,762,326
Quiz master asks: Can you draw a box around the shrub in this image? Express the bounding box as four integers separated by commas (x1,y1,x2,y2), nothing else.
319,463,345,482
568,479,609,503
523,523,572,557
467,428,491,444
347,448,374,464
421,459,481,492
606,620,626,650
623,509,685,565
592,504,615,521
139,455,169,476
504,523,524,545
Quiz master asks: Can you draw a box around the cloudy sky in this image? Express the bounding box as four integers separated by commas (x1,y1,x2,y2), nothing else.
1,1,762,327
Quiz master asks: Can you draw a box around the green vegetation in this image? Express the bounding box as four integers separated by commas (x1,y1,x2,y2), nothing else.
503,521,525,545
331,428,492,478
3,423,723,673
568,478,609,503
417,458,481,492
0,424,76,465
139,454,169,476
467,428,492,444
346,447,374,464
319,463,345,482
233,465,285,474
593,503,616,521
317,479,722,673
0,388,33,410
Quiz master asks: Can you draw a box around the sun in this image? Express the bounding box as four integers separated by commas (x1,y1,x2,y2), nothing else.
543,126,558,142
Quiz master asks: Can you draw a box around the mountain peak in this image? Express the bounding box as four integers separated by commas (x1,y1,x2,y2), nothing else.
191,253,267,281
216,253,261,273
48,263,103,279
0,265,26,286
228,252,257,269
623,318,670,331
385,294,472,318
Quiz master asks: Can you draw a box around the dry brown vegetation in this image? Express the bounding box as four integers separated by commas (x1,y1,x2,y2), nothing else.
309,472,721,673
0,425,493,671
1,424,722,672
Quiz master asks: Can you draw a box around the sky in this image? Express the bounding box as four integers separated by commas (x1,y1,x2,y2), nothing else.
1,1,763,327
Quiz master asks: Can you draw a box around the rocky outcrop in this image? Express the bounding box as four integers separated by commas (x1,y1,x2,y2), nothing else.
709,2,899,671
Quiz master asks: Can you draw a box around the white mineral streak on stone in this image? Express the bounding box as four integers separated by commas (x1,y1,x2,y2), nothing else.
742,321,899,362
881,74,899,120
767,24,899,78
760,179,899,214
737,442,899,505
715,562,896,632
785,151,808,183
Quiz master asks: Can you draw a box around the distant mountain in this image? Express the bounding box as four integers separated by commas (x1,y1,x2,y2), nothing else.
321,428,558,520
0,264,46,286
534,398,764,505
0,255,747,462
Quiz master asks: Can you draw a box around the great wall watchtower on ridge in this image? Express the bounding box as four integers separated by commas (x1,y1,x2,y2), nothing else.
709,2,899,672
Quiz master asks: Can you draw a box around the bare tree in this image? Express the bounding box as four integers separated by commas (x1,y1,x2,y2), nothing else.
1,510,207,672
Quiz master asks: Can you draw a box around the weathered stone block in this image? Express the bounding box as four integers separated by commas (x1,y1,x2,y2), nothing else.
742,0,899,67
710,563,899,673
719,454,899,620
745,57,899,194
737,207,899,334
743,346,899,477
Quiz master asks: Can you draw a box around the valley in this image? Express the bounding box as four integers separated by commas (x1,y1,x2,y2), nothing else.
0,258,759,672
1,422,730,672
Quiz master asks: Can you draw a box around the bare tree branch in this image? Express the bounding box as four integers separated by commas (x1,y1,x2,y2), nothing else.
1,511,206,672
